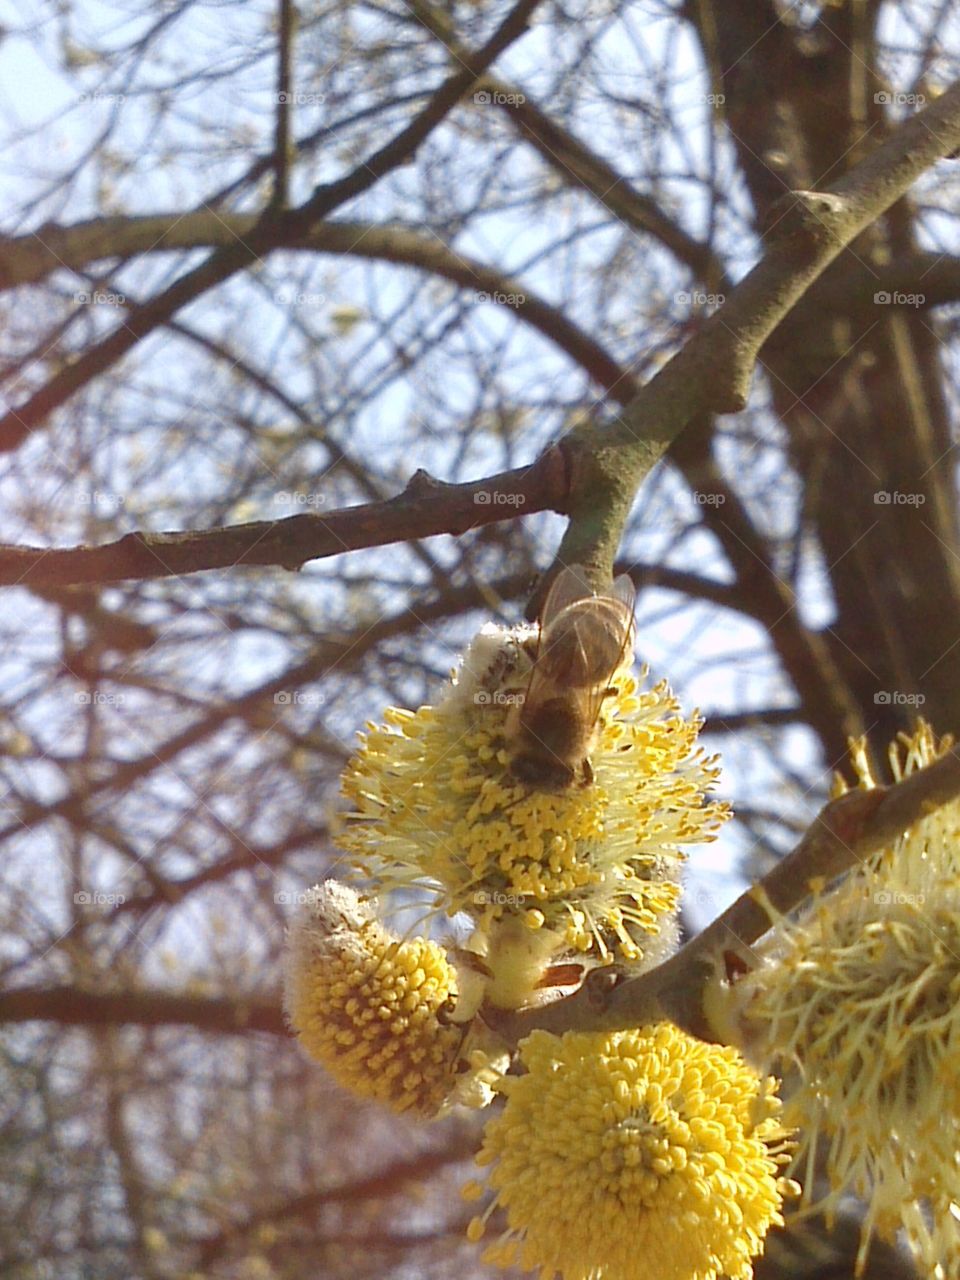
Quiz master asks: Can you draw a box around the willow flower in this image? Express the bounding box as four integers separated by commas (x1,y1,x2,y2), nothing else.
465,1024,794,1280
339,623,727,974
283,880,463,1116
722,723,960,1271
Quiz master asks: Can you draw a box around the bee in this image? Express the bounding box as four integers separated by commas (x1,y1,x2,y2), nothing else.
506,564,636,790
441,923,590,1024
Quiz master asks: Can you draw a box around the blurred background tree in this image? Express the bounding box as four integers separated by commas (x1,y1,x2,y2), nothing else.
0,0,957,1276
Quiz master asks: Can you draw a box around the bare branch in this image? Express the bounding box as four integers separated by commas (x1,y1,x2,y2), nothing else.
0,215,637,402
194,1144,476,1268
550,79,960,581
0,987,287,1035
0,0,544,454
272,0,296,208
408,0,726,288
493,749,960,1043
0,452,566,586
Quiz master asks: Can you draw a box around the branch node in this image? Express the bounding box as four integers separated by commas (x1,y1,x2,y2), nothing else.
404,468,445,498
762,189,848,248
584,963,625,1009
711,365,750,413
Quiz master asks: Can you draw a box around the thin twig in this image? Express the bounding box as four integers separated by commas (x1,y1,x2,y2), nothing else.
272,0,296,208
0,452,566,585
0,0,543,454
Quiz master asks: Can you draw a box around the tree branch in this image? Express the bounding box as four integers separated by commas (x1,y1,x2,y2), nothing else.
272,0,296,209
548,78,960,582
3,85,958,602
0,577,534,847
492,749,960,1044
0,987,287,1035
0,215,637,402
0,0,543,454
194,1144,476,1268
0,453,567,585
405,0,727,287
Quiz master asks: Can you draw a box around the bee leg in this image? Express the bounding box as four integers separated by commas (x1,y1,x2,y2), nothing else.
437,994,459,1026
580,758,594,786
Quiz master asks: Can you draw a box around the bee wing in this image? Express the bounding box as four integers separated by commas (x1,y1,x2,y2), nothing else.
608,572,637,651
538,564,596,624
577,574,636,726
534,566,636,690
609,573,637,615
539,566,636,623
521,642,565,709
526,566,593,694
580,674,614,739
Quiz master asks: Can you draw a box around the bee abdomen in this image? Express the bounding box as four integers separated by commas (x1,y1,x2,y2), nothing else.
755,1215,916,1280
